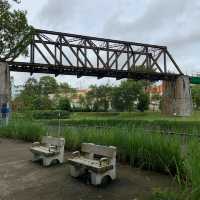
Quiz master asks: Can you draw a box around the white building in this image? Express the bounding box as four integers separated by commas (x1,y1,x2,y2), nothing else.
10,77,24,99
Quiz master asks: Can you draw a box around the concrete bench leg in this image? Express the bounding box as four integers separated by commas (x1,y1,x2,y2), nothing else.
90,169,116,186
57,153,64,164
32,154,40,162
69,165,85,178
43,157,52,167
90,172,103,185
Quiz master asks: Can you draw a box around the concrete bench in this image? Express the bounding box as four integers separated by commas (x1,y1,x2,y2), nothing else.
30,136,65,166
68,143,117,186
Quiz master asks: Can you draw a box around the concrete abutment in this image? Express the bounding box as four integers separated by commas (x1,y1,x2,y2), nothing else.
0,62,11,108
162,75,193,116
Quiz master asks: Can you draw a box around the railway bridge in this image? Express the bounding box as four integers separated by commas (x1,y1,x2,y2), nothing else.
0,29,195,116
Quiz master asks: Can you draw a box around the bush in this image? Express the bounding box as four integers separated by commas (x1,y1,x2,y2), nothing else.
58,97,71,111
32,110,70,119
137,93,150,112
0,120,46,142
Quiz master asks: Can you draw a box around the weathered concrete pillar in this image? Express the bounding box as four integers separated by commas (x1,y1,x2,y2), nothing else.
162,75,193,116
0,62,11,108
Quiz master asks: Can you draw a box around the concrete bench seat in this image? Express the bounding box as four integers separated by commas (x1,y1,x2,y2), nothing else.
68,157,114,173
30,136,65,166
30,146,59,157
68,143,117,186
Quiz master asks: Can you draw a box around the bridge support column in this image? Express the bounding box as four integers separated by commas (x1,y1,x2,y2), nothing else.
162,75,193,116
0,62,11,109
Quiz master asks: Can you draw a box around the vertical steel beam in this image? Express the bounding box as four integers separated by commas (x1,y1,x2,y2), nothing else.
59,36,62,65
164,51,167,73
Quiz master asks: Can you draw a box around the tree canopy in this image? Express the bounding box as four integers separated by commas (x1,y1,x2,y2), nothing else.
12,76,151,112
0,0,33,60
111,80,144,111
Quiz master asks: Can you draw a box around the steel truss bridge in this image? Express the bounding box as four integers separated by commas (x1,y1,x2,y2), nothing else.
3,29,183,81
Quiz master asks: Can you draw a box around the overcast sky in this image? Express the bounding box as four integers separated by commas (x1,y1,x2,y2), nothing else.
11,0,200,88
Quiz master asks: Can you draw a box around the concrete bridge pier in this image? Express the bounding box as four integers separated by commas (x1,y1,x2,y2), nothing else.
162,75,193,116
0,62,11,110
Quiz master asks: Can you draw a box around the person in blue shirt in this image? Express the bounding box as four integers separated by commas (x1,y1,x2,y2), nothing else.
1,103,10,125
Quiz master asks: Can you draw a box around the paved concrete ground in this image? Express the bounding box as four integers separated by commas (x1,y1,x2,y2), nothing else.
0,138,176,200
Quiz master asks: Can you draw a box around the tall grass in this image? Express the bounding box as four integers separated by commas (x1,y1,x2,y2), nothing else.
0,120,46,142
63,126,183,175
45,118,200,135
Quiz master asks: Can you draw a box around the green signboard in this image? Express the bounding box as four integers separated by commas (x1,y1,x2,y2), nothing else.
190,77,200,84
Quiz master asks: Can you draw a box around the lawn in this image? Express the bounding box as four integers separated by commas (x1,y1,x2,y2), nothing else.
70,111,200,121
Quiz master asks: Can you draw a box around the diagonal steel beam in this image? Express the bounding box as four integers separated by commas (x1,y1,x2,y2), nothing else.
61,36,85,67
166,50,183,74
34,44,51,64
86,40,107,68
36,34,60,65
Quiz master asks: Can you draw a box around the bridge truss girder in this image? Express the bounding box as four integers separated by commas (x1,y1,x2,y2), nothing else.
5,29,183,81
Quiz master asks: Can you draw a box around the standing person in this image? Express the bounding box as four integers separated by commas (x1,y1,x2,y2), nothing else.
1,103,10,126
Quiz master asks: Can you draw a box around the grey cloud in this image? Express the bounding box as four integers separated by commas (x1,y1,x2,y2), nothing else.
38,0,79,29
102,0,200,74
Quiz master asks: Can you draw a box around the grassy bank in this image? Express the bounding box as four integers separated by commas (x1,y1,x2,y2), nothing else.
44,118,200,135
1,117,200,199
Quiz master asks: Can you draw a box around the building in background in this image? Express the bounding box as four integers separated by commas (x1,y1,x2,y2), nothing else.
48,88,91,108
10,77,25,100
70,89,90,108
146,84,164,111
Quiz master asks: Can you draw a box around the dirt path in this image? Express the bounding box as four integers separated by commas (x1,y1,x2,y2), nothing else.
0,138,176,200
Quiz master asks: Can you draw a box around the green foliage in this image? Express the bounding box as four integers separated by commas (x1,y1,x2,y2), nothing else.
111,80,144,111
45,118,200,135
191,85,200,110
137,93,150,112
0,120,45,141
62,127,183,175
151,94,161,101
86,84,112,111
58,97,71,111
183,140,200,200
59,82,76,94
39,76,58,95
32,110,70,119
0,0,33,59
150,189,179,200
32,95,53,110
12,77,58,111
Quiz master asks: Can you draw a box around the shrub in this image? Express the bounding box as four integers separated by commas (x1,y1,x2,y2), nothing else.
32,110,70,119
58,97,71,111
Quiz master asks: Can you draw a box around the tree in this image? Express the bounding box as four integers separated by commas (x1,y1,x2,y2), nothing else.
137,93,150,112
192,85,200,110
12,77,55,111
86,84,112,111
58,97,71,111
59,83,76,94
0,0,33,59
111,80,144,111
32,95,53,110
39,76,58,95
78,95,87,110
24,78,40,96
151,94,161,101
